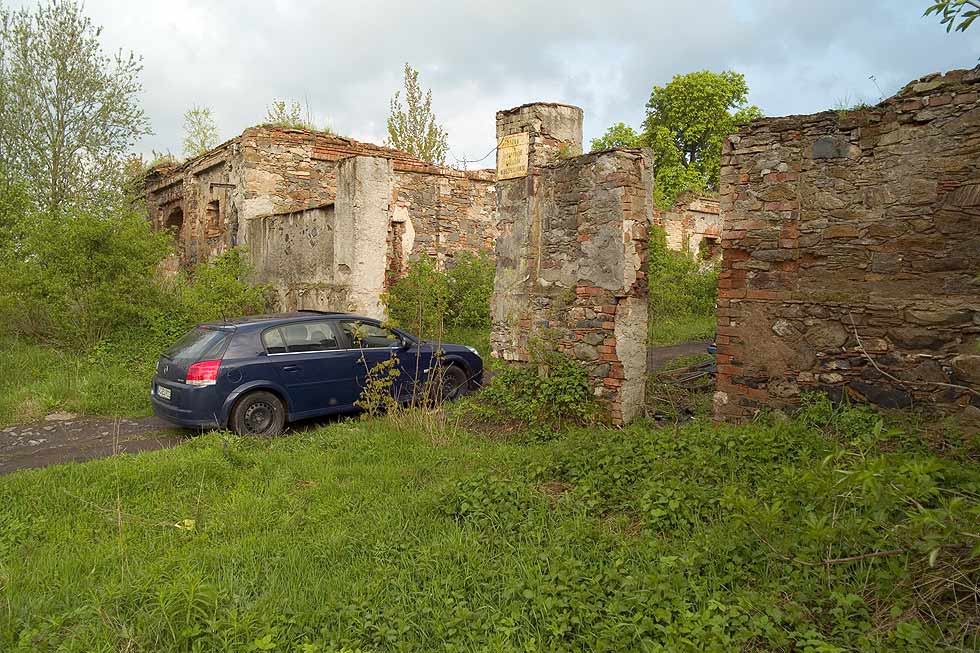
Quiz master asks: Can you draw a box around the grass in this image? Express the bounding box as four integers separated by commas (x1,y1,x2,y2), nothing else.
0,337,153,425
648,314,715,346
1,401,978,651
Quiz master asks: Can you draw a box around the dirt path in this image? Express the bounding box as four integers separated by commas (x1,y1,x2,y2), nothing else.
648,340,712,372
0,413,190,475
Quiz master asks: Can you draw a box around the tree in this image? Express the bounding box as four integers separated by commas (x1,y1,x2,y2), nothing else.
386,63,449,165
0,0,149,213
925,0,979,31
590,123,643,152
642,70,761,208
182,105,218,158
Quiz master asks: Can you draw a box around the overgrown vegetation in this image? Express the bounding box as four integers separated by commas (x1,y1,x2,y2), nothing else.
1,398,976,651
471,347,598,433
647,225,718,345
383,251,493,348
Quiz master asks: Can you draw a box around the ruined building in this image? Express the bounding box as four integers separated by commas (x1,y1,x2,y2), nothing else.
715,67,980,422
490,103,652,425
144,126,496,318
653,192,722,260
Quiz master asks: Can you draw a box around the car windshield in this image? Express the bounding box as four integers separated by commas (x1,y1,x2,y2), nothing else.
163,327,230,361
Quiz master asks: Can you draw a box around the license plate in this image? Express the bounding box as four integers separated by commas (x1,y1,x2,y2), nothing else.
157,385,172,400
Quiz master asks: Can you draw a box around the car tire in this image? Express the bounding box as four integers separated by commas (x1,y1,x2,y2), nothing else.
436,364,469,403
229,390,286,437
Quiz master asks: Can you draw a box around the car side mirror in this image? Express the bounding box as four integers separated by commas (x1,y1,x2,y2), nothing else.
399,337,411,350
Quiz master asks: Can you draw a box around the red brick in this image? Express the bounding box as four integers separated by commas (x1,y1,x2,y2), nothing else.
718,288,746,299
746,289,786,300
601,321,615,329
599,352,618,362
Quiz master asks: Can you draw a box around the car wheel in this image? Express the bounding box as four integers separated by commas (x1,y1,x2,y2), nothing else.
435,365,469,403
230,390,286,437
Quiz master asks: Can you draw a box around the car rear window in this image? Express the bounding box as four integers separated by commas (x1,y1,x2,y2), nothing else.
163,327,231,361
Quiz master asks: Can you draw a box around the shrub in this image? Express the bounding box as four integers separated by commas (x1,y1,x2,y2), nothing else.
476,349,597,430
0,205,172,345
383,251,493,338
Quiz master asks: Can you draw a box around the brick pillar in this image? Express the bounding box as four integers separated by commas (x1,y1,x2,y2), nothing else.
490,103,650,425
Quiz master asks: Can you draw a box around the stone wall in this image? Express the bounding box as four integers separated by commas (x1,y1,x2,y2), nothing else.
654,192,721,259
491,102,651,425
714,67,980,422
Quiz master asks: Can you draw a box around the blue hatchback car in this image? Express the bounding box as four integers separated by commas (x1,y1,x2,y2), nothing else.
151,311,483,436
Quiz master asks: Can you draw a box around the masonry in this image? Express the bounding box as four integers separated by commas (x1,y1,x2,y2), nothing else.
653,192,721,260
715,67,980,422
490,103,651,425
144,126,496,318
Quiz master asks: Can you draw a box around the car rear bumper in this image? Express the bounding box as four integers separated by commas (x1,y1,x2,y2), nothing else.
150,378,224,429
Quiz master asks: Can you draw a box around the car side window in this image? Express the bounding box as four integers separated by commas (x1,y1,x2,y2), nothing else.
338,320,401,349
262,327,287,354
264,321,341,354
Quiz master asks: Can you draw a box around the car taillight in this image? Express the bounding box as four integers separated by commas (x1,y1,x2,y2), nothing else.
186,359,221,386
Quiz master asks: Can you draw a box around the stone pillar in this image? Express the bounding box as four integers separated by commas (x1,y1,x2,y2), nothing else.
490,102,651,425
335,155,393,320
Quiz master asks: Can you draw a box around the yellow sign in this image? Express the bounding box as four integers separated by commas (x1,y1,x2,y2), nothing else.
497,132,529,180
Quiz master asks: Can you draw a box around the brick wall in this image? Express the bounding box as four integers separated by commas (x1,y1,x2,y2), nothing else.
715,67,980,422
491,103,651,425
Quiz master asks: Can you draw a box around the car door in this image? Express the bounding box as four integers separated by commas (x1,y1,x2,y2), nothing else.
262,320,361,416
336,319,426,403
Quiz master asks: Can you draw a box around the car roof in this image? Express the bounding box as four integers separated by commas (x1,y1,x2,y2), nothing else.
199,311,374,329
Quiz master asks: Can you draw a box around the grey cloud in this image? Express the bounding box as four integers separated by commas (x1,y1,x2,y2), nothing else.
45,0,978,164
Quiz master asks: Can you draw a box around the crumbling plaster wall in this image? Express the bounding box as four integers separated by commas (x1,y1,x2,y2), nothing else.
715,67,980,422
491,103,651,425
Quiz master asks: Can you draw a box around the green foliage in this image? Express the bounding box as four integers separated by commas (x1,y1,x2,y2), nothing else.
647,225,718,345
0,0,150,213
386,63,449,165
354,354,402,418
642,70,761,208
0,239,269,422
0,204,171,345
263,98,331,133
589,122,643,152
925,0,980,31
182,104,219,158
1,407,977,650
476,349,597,430
383,251,493,339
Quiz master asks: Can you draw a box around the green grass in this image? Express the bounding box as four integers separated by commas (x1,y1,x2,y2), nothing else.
648,314,715,346
0,337,153,425
1,402,977,651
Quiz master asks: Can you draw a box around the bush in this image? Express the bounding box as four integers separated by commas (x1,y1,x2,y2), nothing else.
383,251,493,339
0,205,172,345
648,225,718,344
475,349,597,430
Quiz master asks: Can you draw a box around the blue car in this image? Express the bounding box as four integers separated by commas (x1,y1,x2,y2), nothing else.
151,311,483,436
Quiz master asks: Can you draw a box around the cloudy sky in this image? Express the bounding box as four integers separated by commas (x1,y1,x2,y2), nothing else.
18,0,979,166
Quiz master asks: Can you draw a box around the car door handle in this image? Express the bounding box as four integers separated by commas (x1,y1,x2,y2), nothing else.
282,365,301,372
